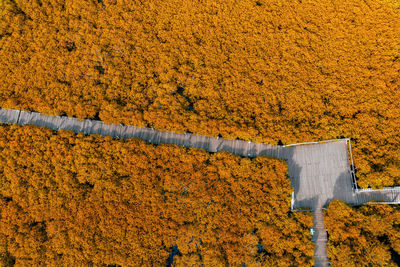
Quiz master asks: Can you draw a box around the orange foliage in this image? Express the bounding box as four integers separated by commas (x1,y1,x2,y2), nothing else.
324,200,400,266
0,124,313,266
1,0,399,188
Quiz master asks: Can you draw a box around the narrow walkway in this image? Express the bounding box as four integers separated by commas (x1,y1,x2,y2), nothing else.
1,108,399,267
0,108,284,159
355,188,400,204
312,202,329,267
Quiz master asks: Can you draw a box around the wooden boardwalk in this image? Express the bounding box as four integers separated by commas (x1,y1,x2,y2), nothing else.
1,108,399,267
0,108,283,158
312,203,329,267
355,187,400,204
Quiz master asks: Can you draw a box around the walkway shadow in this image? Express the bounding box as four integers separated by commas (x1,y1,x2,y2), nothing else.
282,146,311,210
332,171,357,206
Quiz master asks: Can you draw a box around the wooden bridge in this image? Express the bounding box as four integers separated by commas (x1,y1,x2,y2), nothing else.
1,108,399,267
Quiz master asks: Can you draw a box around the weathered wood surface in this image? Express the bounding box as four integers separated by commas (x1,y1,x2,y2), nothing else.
0,108,19,124
2,109,283,158
287,140,356,210
312,204,329,267
355,188,400,204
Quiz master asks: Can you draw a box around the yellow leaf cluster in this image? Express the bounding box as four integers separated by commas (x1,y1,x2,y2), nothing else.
324,200,400,266
1,0,399,188
0,124,313,266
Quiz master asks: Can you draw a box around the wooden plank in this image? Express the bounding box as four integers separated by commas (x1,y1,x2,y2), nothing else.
0,109,20,124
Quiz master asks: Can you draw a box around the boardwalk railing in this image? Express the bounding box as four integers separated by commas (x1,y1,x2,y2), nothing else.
356,186,400,192
346,139,358,190
282,138,349,147
290,191,295,211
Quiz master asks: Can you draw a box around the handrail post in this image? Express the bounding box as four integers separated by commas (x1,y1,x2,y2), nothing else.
290,191,294,211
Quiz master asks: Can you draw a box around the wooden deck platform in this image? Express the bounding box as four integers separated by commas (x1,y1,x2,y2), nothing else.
284,140,356,210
